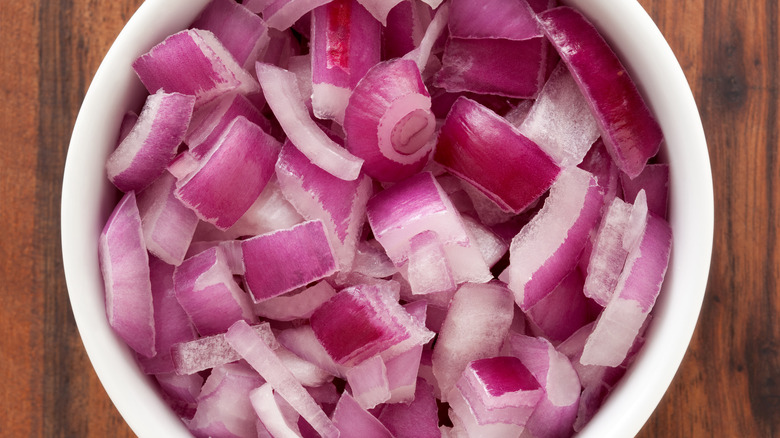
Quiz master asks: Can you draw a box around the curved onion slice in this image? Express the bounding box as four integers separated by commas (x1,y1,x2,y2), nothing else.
191,0,270,69
256,62,364,181
263,0,333,30
344,59,436,182
537,6,663,178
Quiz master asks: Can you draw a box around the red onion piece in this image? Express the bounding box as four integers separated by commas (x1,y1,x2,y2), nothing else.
579,137,621,204
525,267,595,344
191,0,271,69
185,93,270,160
384,300,427,403
136,172,198,266
310,283,434,366
277,325,346,378
256,62,364,181
98,191,155,358
225,320,340,438
137,258,196,374
354,0,404,25
581,200,672,367
583,196,633,306
351,240,398,279
507,167,604,311
275,346,334,387
189,362,265,438
401,2,447,74
620,163,670,218
242,0,273,14
508,334,581,438
250,384,303,438
519,62,600,167
133,29,260,106
332,391,394,438
275,141,373,271
242,220,337,302
175,116,281,230
406,230,457,296
106,90,195,193
155,372,202,420
343,59,436,182
432,282,515,401
383,0,432,60
449,0,538,40
174,245,257,336
170,322,277,375
461,215,509,268
263,0,333,31
253,281,337,321
310,0,381,123
537,6,664,178
345,355,391,409
435,97,561,214
376,378,441,438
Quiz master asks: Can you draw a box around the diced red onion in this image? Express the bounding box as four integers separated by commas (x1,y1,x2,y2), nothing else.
383,0,432,60
525,267,595,344
175,116,281,230
435,97,561,214
263,0,333,31
250,384,303,438
253,281,337,321
461,215,509,268
405,230,456,296
225,320,340,438
537,7,664,178
351,239,398,279
242,220,337,302
447,387,525,438
242,0,273,14
277,325,346,378
343,59,436,182
507,167,604,311
98,191,156,358
332,391,394,437
275,345,334,387
354,0,404,25
345,355,391,409
106,90,195,193
155,372,202,420
583,196,633,306
402,2,448,74
376,378,441,438
579,138,621,204
275,141,373,271
173,245,257,336
133,29,260,106
191,0,271,69
171,322,277,375
287,54,314,110
519,62,600,167
620,163,670,218
256,62,364,181
117,111,138,143
384,301,427,403
432,282,514,401
310,0,381,123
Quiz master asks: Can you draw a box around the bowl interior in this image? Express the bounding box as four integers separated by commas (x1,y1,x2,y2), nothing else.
62,1,713,437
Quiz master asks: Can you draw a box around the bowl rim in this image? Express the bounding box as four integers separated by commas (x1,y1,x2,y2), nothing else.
61,0,713,437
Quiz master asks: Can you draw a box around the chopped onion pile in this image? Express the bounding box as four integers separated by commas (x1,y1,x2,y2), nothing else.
99,1,672,437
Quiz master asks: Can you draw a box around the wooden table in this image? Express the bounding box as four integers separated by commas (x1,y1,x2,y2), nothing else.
0,0,775,436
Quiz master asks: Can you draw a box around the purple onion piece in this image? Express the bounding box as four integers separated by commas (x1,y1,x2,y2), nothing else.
310,0,381,123
332,391,394,438
310,283,434,367
277,325,346,378
106,90,194,193
133,29,260,106
225,320,340,438
170,322,277,375
620,163,670,218
256,62,364,181
383,0,432,60
405,230,456,296
432,282,515,401
401,2,448,74
579,137,621,204
526,267,596,344
435,97,561,214
98,191,155,358
175,116,281,230
174,245,257,337
583,197,633,306
137,258,197,374
354,0,404,25
447,388,525,438
154,372,202,420
242,220,337,302
351,239,398,279
519,61,600,167
275,346,334,387
250,384,303,438
253,281,336,321
345,355,391,409
275,141,372,271
537,6,664,178
507,167,604,311
384,300,427,403
377,378,441,438
448,0,539,40
136,172,198,266
263,0,333,31
461,215,509,268
243,0,273,14
191,0,271,69
343,59,436,182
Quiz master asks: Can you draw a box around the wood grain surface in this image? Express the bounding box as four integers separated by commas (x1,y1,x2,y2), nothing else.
0,0,776,437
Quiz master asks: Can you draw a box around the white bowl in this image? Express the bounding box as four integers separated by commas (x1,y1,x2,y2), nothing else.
61,1,713,437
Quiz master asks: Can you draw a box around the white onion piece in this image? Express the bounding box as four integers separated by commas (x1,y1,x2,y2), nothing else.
250,384,303,438
242,220,337,302
263,0,332,31
106,90,194,193
136,172,198,266
189,362,265,438
276,141,372,271
332,391,394,438
173,245,257,336
256,62,364,181
354,0,404,25
175,116,281,230
98,191,155,358
519,62,600,167
432,282,514,401
507,167,604,311
351,239,398,279
461,215,508,268
345,355,391,409
253,281,336,321
225,320,340,438
191,0,271,70
133,29,260,106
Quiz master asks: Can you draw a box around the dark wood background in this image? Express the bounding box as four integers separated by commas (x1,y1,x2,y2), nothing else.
0,0,776,436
